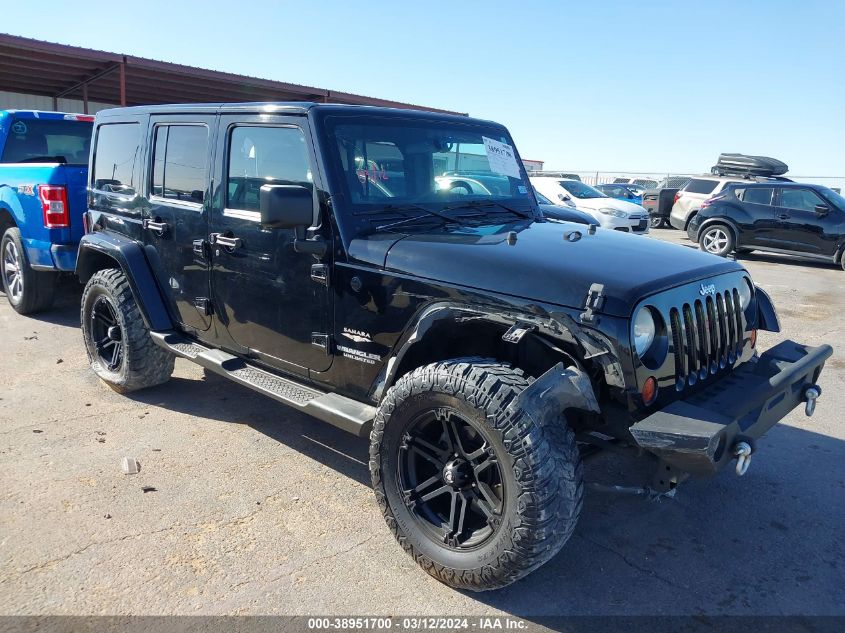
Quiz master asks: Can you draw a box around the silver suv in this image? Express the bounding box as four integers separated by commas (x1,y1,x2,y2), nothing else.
669,175,744,230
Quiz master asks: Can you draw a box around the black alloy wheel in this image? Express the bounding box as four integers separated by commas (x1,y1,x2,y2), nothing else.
89,295,124,372
398,407,505,550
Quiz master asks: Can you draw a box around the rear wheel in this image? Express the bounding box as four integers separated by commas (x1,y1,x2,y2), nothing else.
370,358,583,591
699,224,734,257
649,216,664,229
81,268,174,393
1,227,56,314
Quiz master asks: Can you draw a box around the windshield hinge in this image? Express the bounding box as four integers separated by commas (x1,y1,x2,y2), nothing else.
580,283,605,323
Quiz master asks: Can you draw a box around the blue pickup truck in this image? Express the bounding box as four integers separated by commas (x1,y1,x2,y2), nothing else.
0,110,93,313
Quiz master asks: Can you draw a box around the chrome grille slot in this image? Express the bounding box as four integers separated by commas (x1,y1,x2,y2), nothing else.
669,308,686,380
682,303,699,381
668,285,744,390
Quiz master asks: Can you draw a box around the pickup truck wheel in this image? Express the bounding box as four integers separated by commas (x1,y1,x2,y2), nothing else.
81,269,174,393
370,358,583,591
699,224,734,257
1,227,56,314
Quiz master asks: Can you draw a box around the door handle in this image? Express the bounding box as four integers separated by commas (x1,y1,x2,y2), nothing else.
210,232,243,250
777,214,790,220
143,218,169,236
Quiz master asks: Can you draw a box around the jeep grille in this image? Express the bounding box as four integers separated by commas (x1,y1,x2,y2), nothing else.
668,287,745,390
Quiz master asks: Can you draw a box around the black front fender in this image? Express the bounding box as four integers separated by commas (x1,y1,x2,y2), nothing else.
76,232,173,331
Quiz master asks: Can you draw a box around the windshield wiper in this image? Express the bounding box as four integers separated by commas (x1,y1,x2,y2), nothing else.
443,200,535,220
373,203,470,231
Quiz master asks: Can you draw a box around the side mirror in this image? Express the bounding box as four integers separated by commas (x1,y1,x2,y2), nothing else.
814,203,829,217
259,185,313,229
559,193,571,202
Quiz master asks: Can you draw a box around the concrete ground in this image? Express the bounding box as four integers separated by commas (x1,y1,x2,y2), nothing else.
1,228,843,620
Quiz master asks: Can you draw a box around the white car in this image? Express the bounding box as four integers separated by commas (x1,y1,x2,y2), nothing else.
529,177,650,234
668,175,744,230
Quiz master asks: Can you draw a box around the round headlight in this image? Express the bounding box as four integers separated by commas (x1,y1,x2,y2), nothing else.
633,307,656,356
738,278,753,310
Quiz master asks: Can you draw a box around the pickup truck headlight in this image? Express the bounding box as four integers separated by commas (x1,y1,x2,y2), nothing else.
598,207,627,218
633,307,656,356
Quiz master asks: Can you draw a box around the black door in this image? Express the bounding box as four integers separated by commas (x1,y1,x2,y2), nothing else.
732,185,777,248
143,117,214,331
209,115,332,374
775,187,839,257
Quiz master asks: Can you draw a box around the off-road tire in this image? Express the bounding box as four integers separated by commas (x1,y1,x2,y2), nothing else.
81,268,174,393
699,223,735,257
1,227,56,314
369,358,583,591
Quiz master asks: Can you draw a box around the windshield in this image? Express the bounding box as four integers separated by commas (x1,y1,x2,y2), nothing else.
559,180,607,199
2,118,93,164
819,187,845,208
321,115,536,227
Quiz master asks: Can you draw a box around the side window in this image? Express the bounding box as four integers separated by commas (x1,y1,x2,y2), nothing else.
780,188,825,213
151,125,209,204
227,126,312,212
737,187,774,205
92,123,140,195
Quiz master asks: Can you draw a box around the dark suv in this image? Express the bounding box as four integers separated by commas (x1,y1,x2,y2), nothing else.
75,103,831,591
689,182,845,268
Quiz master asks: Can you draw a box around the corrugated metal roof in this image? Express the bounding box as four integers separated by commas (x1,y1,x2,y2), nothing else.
0,33,464,115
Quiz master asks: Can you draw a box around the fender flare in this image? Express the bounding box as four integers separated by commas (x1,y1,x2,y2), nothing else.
371,301,624,402
755,286,781,333
697,217,741,245
76,232,173,331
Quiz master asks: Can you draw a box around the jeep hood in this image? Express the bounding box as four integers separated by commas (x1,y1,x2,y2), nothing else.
348,221,744,317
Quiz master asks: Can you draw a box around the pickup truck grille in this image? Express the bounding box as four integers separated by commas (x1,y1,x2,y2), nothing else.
668,287,745,390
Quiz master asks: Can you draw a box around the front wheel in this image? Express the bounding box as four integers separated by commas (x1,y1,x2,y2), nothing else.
1,227,56,314
81,268,174,393
649,216,664,229
699,224,735,257
369,358,583,591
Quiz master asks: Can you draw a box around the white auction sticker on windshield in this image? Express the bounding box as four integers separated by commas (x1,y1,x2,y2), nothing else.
482,136,521,179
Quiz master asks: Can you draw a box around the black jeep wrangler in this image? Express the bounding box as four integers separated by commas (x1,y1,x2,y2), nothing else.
76,103,831,591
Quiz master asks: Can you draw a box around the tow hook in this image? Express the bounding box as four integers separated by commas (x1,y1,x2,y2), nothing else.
734,441,753,476
804,385,821,417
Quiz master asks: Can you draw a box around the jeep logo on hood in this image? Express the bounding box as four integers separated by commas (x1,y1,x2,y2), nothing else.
699,283,717,296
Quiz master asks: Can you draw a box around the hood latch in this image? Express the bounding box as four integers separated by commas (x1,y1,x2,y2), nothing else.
580,283,605,323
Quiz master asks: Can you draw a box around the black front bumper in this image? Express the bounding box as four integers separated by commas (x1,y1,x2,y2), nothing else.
629,341,832,476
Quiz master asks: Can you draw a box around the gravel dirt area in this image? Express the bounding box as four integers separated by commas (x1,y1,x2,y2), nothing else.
1,228,843,620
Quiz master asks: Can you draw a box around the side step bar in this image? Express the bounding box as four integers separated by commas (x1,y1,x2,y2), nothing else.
150,331,376,437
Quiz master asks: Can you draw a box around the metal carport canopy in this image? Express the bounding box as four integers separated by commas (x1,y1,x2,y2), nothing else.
0,33,464,115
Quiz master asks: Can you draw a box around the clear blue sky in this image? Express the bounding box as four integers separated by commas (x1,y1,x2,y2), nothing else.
6,0,844,176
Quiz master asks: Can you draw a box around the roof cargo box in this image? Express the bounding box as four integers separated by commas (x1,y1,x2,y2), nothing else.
712,153,788,177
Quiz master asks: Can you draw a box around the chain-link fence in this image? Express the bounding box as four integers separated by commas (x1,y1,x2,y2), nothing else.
526,169,844,193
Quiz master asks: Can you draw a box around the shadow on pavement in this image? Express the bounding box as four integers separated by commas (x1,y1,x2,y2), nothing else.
127,372,371,487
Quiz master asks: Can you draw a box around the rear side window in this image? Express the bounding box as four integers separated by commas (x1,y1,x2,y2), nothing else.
151,125,209,204
227,126,312,212
1,118,92,164
734,187,774,205
682,179,719,195
93,123,140,195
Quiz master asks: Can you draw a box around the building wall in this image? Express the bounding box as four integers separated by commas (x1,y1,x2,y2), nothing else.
0,90,117,114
